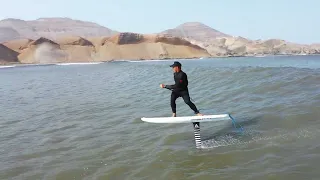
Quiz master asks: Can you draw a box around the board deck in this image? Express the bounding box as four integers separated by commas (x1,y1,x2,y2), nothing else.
141,114,231,123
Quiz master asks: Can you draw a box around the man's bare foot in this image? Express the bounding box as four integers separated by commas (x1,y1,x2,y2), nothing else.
172,113,176,117
196,113,203,116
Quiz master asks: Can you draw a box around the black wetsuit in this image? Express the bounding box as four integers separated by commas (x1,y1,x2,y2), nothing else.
165,70,199,114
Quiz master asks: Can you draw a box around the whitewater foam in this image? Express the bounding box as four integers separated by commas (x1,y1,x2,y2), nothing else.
56,62,103,66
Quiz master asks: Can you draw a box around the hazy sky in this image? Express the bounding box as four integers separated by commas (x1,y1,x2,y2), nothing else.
0,0,319,44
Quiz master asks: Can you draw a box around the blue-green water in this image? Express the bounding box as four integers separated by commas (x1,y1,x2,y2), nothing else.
0,55,320,179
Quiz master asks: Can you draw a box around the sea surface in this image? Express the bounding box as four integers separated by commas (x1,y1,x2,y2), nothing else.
0,55,319,180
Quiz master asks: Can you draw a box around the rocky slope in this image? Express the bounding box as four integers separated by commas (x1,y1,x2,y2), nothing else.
2,38,33,53
0,33,210,64
94,33,208,61
0,44,19,64
0,18,117,42
186,36,320,57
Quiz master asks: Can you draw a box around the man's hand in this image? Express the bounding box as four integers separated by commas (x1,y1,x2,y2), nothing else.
160,84,165,88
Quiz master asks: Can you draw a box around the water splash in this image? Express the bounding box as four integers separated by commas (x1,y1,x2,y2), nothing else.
200,126,320,149
56,62,103,66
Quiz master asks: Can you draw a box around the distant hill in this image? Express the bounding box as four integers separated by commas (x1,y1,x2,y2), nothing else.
0,17,319,65
0,18,117,42
0,27,21,42
187,36,320,56
160,22,320,56
160,22,231,41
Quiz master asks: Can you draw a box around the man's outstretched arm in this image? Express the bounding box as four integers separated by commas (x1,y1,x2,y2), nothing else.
160,83,175,90
164,84,176,90
162,73,187,90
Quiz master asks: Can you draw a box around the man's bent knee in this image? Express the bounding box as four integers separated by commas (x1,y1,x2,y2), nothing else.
184,99,192,105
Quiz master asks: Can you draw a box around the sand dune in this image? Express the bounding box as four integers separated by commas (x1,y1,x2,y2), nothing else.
94,33,210,61
2,38,33,53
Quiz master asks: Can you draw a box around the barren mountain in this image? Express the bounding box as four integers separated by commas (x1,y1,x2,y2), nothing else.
161,22,230,41
1,33,209,64
0,27,21,42
0,18,117,42
0,18,319,65
160,22,320,56
311,43,320,50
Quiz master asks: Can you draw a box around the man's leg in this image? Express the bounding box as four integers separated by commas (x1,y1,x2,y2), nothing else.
181,91,202,115
170,92,179,117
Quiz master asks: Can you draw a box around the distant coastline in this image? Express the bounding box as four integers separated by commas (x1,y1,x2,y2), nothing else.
1,34,319,65
1,54,319,68
0,18,319,65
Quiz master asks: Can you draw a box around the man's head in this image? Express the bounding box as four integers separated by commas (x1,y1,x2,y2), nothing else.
170,61,182,72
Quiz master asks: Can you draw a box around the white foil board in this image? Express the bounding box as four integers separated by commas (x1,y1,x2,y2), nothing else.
141,114,231,123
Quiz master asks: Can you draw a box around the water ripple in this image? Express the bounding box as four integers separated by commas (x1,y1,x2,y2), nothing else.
0,56,319,179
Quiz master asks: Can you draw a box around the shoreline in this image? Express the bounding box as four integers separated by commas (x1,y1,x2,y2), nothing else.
1,54,319,67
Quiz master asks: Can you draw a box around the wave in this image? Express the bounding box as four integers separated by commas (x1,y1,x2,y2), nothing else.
128,59,175,63
0,65,16,69
127,59,201,63
56,62,103,66
201,126,320,149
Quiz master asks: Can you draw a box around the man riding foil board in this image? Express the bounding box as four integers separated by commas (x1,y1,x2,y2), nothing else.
160,61,203,117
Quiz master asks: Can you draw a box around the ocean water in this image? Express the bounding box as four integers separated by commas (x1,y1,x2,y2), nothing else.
0,55,319,180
